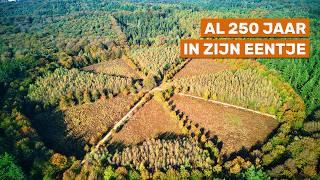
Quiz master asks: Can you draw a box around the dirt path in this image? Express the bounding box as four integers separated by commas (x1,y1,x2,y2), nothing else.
82,88,162,163
95,88,161,149
109,14,128,50
177,93,276,119
109,14,146,78
95,94,144,149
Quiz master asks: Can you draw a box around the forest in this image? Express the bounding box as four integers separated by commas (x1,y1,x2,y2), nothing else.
28,68,135,107
173,68,281,114
0,0,319,179
129,45,181,84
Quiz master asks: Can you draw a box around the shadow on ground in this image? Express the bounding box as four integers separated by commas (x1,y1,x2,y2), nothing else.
31,109,86,159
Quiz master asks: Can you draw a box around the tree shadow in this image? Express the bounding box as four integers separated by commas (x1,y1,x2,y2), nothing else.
209,135,224,151
107,132,189,155
107,141,127,154
250,123,282,151
30,109,86,159
156,132,188,140
226,147,251,161
307,106,320,120
221,123,283,162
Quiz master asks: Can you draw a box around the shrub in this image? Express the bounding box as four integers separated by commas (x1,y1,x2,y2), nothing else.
241,166,270,180
103,166,118,180
128,170,140,180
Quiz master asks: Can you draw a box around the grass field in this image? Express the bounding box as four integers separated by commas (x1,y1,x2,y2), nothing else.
173,59,233,79
111,99,183,145
171,94,278,156
82,58,141,79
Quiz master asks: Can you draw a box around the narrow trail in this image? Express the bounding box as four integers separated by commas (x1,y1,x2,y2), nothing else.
82,15,147,164
91,14,150,152
95,92,143,149
109,14,128,51
177,93,276,119
82,15,167,158
95,88,161,150
84,72,168,163
82,87,162,164
109,14,146,79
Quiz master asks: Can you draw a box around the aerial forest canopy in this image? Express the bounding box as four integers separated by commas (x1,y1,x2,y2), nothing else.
0,0,319,179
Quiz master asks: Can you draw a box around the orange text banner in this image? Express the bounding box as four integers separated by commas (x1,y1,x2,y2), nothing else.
200,18,310,37
180,39,310,58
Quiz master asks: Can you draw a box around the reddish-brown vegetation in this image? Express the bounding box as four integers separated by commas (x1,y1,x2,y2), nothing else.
111,99,183,145
173,59,233,79
33,94,135,156
171,94,278,155
64,94,135,144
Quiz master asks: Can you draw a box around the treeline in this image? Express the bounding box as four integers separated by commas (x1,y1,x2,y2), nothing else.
28,68,135,107
153,90,219,150
64,138,268,179
57,40,122,68
114,9,186,46
259,20,320,116
174,60,306,125
110,138,213,172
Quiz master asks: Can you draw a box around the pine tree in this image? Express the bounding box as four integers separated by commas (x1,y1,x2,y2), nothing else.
83,90,91,103
59,96,69,110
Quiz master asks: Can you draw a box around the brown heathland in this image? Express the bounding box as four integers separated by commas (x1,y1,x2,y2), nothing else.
171,94,278,156
64,94,135,144
173,59,232,79
82,58,140,79
111,99,183,145
34,94,135,157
